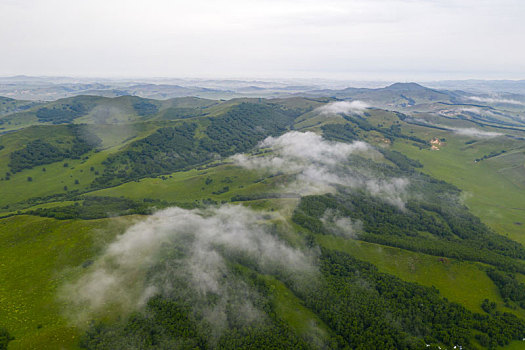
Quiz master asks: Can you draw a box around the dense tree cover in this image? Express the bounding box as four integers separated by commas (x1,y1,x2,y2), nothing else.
133,101,159,116
199,102,295,156
321,123,359,143
36,102,88,124
291,249,525,349
92,103,296,187
378,149,423,171
80,267,312,350
27,196,154,220
92,122,210,187
293,191,525,273
8,125,101,173
79,246,525,349
290,142,525,273
81,298,311,350
0,327,13,350
9,139,61,172
81,297,206,349
287,142,525,274
487,269,525,308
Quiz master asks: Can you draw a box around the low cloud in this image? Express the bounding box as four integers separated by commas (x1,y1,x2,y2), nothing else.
317,100,369,115
467,96,524,106
233,131,409,208
61,205,314,326
450,127,502,138
404,116,504,139
321,209,362,239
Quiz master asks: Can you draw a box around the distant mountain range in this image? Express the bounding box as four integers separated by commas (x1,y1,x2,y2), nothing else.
1,76,525,101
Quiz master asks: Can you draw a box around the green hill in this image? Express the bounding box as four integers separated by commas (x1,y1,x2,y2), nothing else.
1,91,525,349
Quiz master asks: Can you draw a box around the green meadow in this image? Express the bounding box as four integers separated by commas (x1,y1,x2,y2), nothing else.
0,215,137,349
392,129,525,245
1,91,525,348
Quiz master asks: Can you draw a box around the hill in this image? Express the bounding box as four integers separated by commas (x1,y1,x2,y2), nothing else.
0,90,525,349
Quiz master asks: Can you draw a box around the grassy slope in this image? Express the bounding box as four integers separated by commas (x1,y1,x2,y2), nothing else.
392,128,525,245
90,164,288,204
91,157,525,317
317,235,507,314
0,215,136,349
0,123,158,212
262,275,333,347
1,100,525,348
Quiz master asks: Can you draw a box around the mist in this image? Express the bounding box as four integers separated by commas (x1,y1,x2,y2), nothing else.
317,100,369,115
450,127,503,138
233,131,409,208
405,117,504,139
61,205,315,327
321,209,363,239
467,96,524,106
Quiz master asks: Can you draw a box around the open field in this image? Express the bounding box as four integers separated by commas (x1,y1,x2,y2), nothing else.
0,215,137,349
317,235,512,314
393,130,525,245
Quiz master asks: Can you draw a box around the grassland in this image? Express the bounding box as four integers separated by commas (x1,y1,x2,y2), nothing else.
1,92,525,348
392,128,525,245
0,215,138,349
262,275,333,347
317,235,510,314
0,123,159,213
90,164,285,204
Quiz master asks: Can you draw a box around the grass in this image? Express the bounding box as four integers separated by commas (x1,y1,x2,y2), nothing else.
262,275,333,347
0,123,159,213
1,106,524,348
392,129,525,245
503,340,525,349
0,215,136,349
317,235,511,314
90,164,286,204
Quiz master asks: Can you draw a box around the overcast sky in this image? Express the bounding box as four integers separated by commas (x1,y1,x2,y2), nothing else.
1,0,524,80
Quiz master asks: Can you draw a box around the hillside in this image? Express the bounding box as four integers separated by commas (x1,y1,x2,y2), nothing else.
0,88,525,349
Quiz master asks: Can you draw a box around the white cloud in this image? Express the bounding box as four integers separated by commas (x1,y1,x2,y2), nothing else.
233,131,409,208
61,205,314,324
467,96,524,105
450,127,503,138
317,100,369,115
321,209,362,239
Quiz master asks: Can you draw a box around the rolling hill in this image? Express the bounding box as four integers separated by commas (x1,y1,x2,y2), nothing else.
1,84,525,349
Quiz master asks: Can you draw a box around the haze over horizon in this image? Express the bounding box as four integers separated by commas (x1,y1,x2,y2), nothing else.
1,0,524,81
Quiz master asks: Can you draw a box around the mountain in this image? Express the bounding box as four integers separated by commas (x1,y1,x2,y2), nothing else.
1,88,525,349
296,82,456,108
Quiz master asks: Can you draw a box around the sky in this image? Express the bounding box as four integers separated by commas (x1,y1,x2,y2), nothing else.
0,0,524,80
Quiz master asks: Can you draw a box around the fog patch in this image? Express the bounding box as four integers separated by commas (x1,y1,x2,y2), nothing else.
90,104,127,124
467,96,524,106
61,205,315,326
403,117,504,139
321,209,362,239
233,131,409,208
317,100,369,115
366,177,410,209
450,127,502,138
